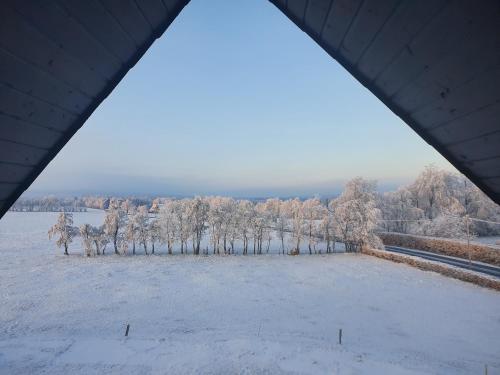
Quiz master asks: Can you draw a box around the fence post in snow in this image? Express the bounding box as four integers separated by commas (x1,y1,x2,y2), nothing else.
125,323,130,337
339,329,342,345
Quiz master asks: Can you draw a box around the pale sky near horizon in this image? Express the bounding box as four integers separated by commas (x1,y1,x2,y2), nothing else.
27,0,456,198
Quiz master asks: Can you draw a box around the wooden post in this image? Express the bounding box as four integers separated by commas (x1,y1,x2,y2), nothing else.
125,323,130,337
485,364,488,375
338,329,342,345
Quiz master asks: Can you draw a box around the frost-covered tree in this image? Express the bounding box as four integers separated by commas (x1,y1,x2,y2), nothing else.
90,225,108,255
188,197,209,255
103,200,126,254
48,212,77,255
120,199,133,215
253,202,271,255
207,197,224,254
119,238,129,255
150,198,161,214
302,198,323,254
174,199,191,254
379,188,424,234
227,208,241,254
79,223,94,257
409,165,460,219
79,224,108,256
220,197,237,254
134,205,150,255
418,214,472,240
148,217,161,254
264,198,286,254
159,200,177,255
125,206,138,255
237,200,254,255
319,202,335,253
333,178,380,252
248,204,259,255
287,198,304,255
449,174,500,235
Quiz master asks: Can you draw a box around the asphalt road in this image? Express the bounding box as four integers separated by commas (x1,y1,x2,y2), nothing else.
384,245,500,279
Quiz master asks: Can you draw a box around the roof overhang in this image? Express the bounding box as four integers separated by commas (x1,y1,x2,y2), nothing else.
0,0,499,218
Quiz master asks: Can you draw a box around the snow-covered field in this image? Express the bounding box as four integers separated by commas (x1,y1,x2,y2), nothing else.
1,211,499,374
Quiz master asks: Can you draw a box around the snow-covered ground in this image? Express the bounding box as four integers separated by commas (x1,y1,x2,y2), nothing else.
0,211,499,374
474,236,500,249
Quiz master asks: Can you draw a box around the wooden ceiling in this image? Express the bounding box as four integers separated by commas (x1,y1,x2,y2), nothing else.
0,0,499,218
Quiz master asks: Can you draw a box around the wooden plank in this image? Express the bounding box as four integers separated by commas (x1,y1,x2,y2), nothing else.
0,49,92,114
272,0,287,8
0,183,19,200
304,0,332,36
340,0,400,65
429,102,500,145
393,3,500,113
0,83,77,132
287,0,309,24
410,65,500,129
60,0,137,62
321,0,363,50
0,5,106,96
0,140,47,166
463,157,500,178
484,177,500,190
446,132,500,162
357,0,446,80
162,0,186,13
0,114,61,149
135,0,168,30
100,0,152,46
374,0,484,97
8,0,121,81
0,163,33,184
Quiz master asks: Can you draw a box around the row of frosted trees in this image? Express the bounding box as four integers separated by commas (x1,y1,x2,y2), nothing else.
378,165,500,238
48,178,382,256
11,196,87,212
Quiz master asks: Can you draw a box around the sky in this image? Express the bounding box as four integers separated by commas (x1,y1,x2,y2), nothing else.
27,0,455,198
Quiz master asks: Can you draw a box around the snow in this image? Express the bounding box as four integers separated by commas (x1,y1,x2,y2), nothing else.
474,236,500,249
1,211,499,374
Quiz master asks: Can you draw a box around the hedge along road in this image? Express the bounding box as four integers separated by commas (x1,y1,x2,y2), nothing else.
384,246,500,279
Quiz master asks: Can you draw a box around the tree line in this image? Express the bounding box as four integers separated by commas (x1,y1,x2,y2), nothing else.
48,177,381,256
10,195,151,212
378,165,500,238
47,166,500,256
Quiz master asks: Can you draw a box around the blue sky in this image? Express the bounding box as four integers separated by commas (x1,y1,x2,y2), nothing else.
28,0,455,197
